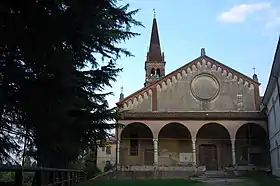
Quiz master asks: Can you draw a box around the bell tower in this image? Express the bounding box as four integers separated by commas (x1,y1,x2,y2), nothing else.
144,11,166,87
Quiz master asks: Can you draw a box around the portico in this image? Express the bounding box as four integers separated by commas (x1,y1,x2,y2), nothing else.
116,112,268,170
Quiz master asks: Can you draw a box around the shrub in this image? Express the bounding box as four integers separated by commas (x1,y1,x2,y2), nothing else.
104,161,113,172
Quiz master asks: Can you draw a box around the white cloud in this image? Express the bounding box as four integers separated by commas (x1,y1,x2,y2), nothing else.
217,3,271,23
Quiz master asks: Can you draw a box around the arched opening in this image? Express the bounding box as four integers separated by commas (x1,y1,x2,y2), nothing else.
235,123,268,167
120,123,154,165
156,68,161,77
151,68,155,77
196,123,231,170
158,123,192,166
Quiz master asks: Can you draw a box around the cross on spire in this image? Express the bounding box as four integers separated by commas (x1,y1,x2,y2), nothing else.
153,8,156,18
120,86,124,94
253,67,256,74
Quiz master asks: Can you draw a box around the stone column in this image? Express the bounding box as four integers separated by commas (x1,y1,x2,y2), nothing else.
192,138,196,166
117,140,120,164
153,138,158,165
231,138,236,165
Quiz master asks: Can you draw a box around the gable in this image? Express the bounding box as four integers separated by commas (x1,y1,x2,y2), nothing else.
117,55,260,111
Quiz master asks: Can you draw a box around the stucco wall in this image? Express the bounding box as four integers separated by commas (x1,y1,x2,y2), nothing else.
121,58,259,112
158,139,192,165
266,76,280,177
96,144,116,171
120,139,153,165
157,66,256,112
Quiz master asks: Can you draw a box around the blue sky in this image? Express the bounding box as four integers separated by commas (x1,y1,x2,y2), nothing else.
106,0,280,108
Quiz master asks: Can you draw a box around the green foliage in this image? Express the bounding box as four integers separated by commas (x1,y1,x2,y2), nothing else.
0,0,142,167
83,150,101,179
71,150,101,179
23,157,32,168
23,172,34,186
0,172,14,182
0,171,34,186
244,171,280,186
104,161,113,172
84,163,101,179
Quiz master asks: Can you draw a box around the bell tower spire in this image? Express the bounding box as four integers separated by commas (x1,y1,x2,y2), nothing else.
144,10,166,87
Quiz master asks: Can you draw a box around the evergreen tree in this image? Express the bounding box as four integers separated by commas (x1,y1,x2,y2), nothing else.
0,0,142,167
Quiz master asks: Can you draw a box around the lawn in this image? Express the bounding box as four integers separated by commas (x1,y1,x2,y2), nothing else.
76,179,205,186
245,172,280,186
76,172,280,186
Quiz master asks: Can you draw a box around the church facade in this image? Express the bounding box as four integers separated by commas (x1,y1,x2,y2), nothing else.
115,17,268,171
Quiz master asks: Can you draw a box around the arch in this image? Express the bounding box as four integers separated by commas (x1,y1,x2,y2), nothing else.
235,123,268,166
151,68,155,77
120,122,154,165
235,122,267,134
196,123,231,170
235,123,267,144
121,122,153,139
158,123,192,166
196,123,231,139
156,68,161,77
158,122,192,139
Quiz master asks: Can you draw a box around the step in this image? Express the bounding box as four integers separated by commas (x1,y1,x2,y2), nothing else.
202,171,235,178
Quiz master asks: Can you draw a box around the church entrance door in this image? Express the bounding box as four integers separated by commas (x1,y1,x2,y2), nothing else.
199,144,218,170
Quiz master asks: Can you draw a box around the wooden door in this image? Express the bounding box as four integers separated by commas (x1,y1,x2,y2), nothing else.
199,144,218,170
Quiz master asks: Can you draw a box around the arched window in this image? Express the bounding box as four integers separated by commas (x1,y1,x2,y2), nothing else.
156,68,161,77
151,68,155,77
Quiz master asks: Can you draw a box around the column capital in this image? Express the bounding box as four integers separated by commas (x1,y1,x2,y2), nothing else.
153,138,158,142
231,138,236,143
192,138,196,143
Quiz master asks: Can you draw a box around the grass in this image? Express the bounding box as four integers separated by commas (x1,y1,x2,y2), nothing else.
244,172,280,186
76,172,280,186
76,179,206,186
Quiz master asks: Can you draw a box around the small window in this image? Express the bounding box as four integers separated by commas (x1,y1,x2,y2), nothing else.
106,146,111,155
237,94,243,102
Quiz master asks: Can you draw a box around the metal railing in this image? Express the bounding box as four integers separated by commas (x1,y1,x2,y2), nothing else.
0,166,86,186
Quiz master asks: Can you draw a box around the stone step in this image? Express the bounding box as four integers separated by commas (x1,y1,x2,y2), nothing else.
202,171,236,178
200,175,236,178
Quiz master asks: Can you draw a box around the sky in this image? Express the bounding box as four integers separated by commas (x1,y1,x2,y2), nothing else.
105,0,280,108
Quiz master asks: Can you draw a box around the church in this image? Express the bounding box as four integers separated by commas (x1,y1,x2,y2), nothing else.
114,16,268,173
